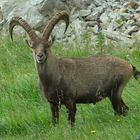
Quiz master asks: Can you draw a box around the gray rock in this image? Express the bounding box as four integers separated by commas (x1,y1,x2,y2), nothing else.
136,6,140,12
72,0,92,9
0,0,140,45
124,26,139,35
0,0,45,31
125,19,135,27
102,29,133,46
79,9,91,17
94,0,105,7
100,12,110,26
93,7,105,14
85,11,99,21
123,2,129,8
92,25,100,34
70,12,79,21
52,22,67,40
38,0,69,17
127,8,136,13
108,1,122,9
71,19,86,37
87,3,96,12
86,21,96,27
119,8,128,13
128,0,139,9
133,13,140,22
120,13,133,20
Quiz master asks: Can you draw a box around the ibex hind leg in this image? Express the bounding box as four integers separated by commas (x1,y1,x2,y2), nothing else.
109,76,129,116
65,99,76,126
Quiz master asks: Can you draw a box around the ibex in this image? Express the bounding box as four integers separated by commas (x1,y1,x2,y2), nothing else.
9,11,140,126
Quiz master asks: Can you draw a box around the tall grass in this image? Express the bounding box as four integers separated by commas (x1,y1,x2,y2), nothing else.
0,35,140,140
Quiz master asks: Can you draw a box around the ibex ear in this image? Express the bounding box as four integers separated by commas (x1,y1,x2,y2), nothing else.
48,34,55,47
25,39,34,48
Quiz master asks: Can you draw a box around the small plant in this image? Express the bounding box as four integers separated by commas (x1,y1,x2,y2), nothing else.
81,31,91,48
95,31,105,54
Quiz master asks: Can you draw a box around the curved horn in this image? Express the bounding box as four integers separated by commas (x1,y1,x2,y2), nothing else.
42,11,69,41
9,16,38,41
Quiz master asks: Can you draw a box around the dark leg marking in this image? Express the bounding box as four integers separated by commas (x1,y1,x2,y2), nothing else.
50,102,59,124
65,100,76,126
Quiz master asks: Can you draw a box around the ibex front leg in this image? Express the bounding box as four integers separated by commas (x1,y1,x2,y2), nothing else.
50,102,59,124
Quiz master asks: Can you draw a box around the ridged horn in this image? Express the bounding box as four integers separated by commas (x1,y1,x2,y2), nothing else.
42,11,69,41
9,16,38,41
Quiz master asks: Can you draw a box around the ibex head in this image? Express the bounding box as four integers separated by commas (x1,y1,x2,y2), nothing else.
9,11,69,64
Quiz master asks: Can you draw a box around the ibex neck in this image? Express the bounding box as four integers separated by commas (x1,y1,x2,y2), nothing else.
36,54,60,86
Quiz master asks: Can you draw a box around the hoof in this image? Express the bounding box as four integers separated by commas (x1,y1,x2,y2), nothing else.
114,105,129,116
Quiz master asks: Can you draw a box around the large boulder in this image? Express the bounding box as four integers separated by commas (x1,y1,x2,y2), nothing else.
0,0,140,45
0,0,45,32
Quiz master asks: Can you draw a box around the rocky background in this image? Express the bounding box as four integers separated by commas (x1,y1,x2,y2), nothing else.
0,0,140,46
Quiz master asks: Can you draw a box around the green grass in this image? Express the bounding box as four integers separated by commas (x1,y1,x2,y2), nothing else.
0,36,140,140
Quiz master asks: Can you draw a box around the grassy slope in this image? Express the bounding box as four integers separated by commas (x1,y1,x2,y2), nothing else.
0,36,140,140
